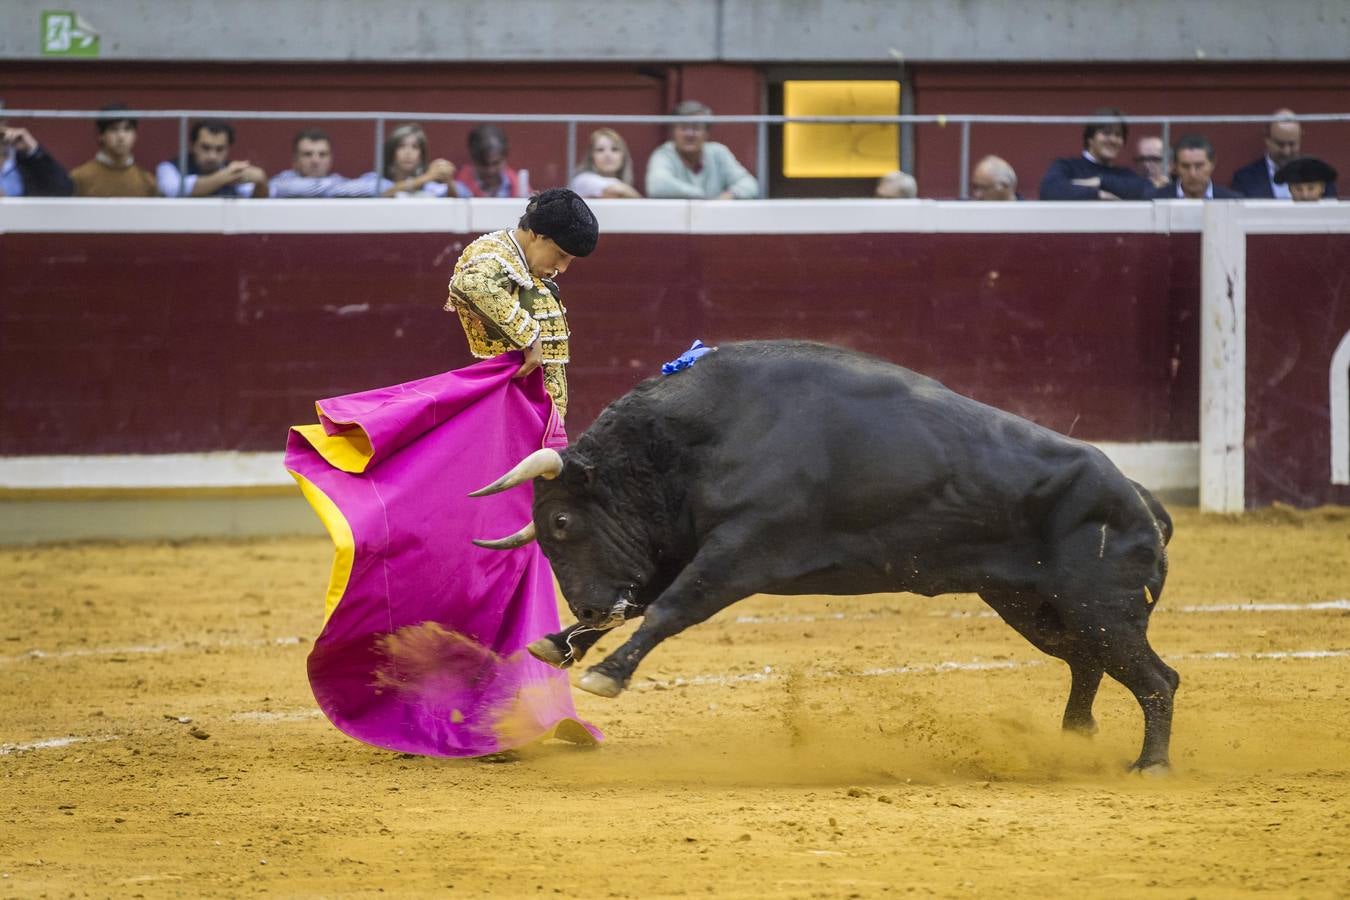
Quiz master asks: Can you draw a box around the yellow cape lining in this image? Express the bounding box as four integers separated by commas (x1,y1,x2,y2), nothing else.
292,422,375,474
288,470,355,626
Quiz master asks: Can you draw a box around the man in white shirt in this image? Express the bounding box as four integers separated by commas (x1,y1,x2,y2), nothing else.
269,128,373,198
157,119,268,198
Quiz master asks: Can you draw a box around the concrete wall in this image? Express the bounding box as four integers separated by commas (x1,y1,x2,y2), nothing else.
3,0,1348,63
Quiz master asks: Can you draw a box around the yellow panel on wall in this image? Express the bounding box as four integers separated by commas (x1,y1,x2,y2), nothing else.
783,80,900,178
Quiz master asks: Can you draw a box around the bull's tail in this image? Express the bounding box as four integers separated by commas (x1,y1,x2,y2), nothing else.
1129,479,1173,546
1129,479,1171,607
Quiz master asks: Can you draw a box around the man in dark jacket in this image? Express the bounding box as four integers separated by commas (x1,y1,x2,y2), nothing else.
1230,109,1337,200
1148,134,1243,199
1039,107,1152,201
1,121,74,196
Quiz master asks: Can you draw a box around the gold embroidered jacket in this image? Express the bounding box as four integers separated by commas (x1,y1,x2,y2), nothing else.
445,229,572,418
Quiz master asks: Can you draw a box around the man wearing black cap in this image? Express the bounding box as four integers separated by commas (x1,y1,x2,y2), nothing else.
1274,157,1338,202
445,188,599,420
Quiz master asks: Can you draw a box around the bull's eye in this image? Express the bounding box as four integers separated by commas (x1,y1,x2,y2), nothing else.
552,512,570,532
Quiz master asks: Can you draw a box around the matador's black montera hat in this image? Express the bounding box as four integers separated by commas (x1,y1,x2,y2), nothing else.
523,188,599,257
1274,156,1338,186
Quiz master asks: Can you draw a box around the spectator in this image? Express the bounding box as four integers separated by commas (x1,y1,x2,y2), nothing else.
874,170,917,198
1133,135,1169,190
970,155,1019,201
645,100,758,200
69,102,159,197
569,128,641,199
1149,134,1242,199
269,128,371,198
453,125,527,199
363,123,455,198
1038,107,1151,201
1230,109,1336,199
156,119,268,198
0,115,73,197
1274,157,1338,202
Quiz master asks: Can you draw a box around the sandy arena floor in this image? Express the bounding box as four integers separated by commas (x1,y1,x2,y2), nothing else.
3,506,1349,898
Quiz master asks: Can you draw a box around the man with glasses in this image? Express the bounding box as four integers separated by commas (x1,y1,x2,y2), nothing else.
1132,135,1169,191
1231,109,1337,200
645,100,758,200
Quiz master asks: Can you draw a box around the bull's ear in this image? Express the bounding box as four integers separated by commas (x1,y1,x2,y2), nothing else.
561,458,597,492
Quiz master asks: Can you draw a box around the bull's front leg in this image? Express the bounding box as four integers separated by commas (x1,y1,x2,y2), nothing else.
577,542,754,698
527,621,618,669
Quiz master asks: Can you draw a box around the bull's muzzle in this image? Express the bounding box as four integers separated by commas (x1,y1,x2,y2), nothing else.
469,449,564,549
576,593,638,630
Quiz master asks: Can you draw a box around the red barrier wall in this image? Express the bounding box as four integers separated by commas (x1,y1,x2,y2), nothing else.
0,230,1199,456
1245,234,1350,507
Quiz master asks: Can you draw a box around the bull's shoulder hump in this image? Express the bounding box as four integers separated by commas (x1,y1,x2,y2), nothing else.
709,340,933,388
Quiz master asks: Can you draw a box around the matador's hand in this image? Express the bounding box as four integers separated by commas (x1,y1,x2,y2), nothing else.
514,340,543,378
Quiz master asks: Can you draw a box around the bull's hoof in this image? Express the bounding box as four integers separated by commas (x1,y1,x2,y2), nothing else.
578,670,625,698
1062,719,1099,737
1129,760,1172,777
527,637,573,669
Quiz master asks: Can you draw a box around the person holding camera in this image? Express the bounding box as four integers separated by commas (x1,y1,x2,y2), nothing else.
0,119,74,197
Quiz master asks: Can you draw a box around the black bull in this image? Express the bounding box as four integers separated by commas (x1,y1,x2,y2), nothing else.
472,340,1179,772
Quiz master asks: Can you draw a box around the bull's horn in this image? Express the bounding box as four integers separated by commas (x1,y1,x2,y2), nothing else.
472,521,537,550
468,448,564,497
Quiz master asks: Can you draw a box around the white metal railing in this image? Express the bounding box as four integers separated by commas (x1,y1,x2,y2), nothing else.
5,108,1350,199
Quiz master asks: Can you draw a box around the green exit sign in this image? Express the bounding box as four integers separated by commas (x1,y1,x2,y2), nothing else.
41,11,100,57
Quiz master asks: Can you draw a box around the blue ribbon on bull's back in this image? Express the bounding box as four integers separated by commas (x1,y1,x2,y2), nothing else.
661,340,716,375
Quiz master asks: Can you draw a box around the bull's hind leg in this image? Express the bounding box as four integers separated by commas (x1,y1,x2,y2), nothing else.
1049,520,1178,772
1088,618,1178,773
979,589,1105,735
1062,663,1105,735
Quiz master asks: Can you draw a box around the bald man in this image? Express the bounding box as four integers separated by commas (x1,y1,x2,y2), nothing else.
875,170,917,198
970,156,1018,201
1231,109,1337,199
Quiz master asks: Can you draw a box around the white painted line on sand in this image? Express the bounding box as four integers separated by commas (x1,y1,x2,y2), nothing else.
8,647,1348,755
631,648,1350,691
737,599,1350,624
0,734,121,755
0,636,305,665
1172,600,1350,613
229,709,324,723
7,599,1347,666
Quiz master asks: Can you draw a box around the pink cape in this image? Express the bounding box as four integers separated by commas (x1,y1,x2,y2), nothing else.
284,354,601,756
